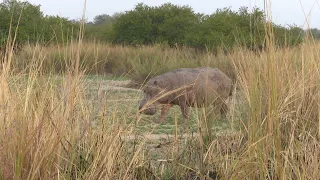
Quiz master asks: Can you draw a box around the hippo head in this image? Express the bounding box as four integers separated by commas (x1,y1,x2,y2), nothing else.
138,79,166,115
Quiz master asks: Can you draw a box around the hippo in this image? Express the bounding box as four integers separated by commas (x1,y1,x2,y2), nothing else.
138,67,233,126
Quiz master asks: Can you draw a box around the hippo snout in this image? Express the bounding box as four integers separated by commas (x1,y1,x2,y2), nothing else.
138,99,157,115
138,98,147,112
143,107,157,115
139,105,157,115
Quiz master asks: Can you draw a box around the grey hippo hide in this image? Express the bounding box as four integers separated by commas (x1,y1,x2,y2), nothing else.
138,67,233,125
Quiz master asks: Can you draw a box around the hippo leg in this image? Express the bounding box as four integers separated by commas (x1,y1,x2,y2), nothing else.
220,101,228,118
179,103,190,130
153,104,173,124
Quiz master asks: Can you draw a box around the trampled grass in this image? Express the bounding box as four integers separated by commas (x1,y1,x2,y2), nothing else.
17,74,236,135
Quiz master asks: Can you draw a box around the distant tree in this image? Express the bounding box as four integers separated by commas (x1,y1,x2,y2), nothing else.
112,3,198,46
93,14,114,25
154,3,198,46
310,28,320,39
112,3,153,45
286,25,304,45
85,13,117,42
0,0,79,45
0,0,43,44
273,24,304,47
41,15,79,44
184,7,266,51
0,0,304,50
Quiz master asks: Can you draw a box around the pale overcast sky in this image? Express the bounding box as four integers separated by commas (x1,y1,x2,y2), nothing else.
25,0,320,28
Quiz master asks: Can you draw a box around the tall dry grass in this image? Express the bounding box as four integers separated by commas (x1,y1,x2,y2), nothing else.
12,42,235,83
2,38,320,179
228,41,320,179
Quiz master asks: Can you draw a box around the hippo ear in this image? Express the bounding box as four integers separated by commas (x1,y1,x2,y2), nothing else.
153,80,158,85
153,79,166,87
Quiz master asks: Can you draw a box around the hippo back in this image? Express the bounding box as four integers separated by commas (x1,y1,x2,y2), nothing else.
149,67,232,107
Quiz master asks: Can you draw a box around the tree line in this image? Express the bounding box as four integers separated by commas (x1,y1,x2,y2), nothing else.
0,0,79,46
1,0,319,51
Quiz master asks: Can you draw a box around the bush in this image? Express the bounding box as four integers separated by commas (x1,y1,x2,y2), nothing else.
110,4,304,51
0,0,79,46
